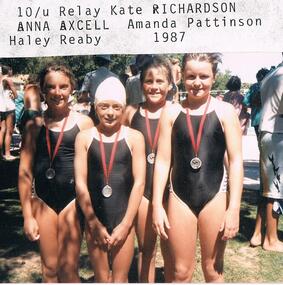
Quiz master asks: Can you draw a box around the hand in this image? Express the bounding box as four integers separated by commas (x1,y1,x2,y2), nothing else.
88,220,111,248
23,217,40,241
152,205,170,240
220,208,240,241
107,222,131,250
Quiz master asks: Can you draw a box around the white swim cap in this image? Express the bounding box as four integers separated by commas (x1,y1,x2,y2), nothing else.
95,77,126,106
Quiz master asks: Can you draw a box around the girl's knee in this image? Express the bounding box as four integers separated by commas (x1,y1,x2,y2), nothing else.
112,273,128,283
41,263,58,282
57,263,79,282
174,263,194,282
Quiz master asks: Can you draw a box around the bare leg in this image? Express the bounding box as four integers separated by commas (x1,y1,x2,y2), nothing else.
250,199,266,247
198,192,227,283
4,112,14,157
85,223,110,282
32,198,59,282
0,119,6,156
250,145,266,247
136,196,157,282
167,192,198,282
58,200,82,282
160,237,174,282
111,226,135,283
160,201,174,282
262,200,283,252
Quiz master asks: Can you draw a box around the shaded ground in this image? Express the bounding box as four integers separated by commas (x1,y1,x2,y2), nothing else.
1,158,283,283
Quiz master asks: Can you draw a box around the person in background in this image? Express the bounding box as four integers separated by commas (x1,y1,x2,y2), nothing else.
167,57,182,103
223,75,250,135
0,65,18,160
18,63,93,282
126,54,153,105
243,68,270,137
80,55,118,124
18,78,42,134
243,68,270,248
258,54,283,252
72,91,91,116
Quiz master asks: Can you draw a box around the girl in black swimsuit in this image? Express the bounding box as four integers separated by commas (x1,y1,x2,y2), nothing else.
75,77,146,282
18,63,93,282
152,53,243,282
123,55,173,282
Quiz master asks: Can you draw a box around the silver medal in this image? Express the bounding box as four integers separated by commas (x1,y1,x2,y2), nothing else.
45,167,56,179
190,157,202,170
147,152,155,164
102,185,112,198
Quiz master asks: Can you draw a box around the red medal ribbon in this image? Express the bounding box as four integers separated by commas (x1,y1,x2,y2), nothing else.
144,109,162,153
185,96,211,157
98,128,121,185
45,116,69,166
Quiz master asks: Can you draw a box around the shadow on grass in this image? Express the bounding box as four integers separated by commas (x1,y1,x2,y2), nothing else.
0,159,19,190
0,159,39,282
1,161,282,283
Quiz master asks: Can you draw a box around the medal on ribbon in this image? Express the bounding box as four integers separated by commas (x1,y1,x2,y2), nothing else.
144,109,162,165
45,116,69,180
186,96,211,170
98,128,121,198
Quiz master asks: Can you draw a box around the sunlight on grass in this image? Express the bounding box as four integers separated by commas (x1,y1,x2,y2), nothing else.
1,188,283,283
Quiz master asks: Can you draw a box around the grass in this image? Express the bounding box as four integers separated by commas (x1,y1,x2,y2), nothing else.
1,159,283,282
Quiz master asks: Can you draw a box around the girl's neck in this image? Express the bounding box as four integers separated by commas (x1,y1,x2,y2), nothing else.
45,107,70,122
97,123,122,137
183,95,210,110
144,100,166,113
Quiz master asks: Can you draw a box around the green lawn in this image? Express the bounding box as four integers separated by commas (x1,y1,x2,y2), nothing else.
0,186,282,283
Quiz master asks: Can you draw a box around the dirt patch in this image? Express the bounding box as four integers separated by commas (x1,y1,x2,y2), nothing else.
1,252,41,282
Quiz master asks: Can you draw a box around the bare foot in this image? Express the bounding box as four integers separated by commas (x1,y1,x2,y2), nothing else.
263,240,283,252
250,234,262,247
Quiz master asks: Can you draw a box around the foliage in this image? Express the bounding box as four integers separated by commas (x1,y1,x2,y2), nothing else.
1,55,240,93
0,55,134,89
213,69,231,91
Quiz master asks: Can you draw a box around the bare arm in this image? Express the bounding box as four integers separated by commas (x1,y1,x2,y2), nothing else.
74,130,111,246
3,76,17,99
18,120,41,241
152,105,174,239
108,128,146,247
219,102,243,240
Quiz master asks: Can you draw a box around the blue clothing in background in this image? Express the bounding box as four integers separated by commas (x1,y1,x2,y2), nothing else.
243,83,261,127
14,90,24,125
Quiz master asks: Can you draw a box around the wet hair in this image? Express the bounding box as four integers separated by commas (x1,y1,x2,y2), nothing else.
256,68,269,82
182,53,222,76
38,62,76,94
226,75,241,91
140,55,174,86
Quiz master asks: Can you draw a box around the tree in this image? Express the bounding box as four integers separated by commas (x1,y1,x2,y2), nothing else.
212,69,231,91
